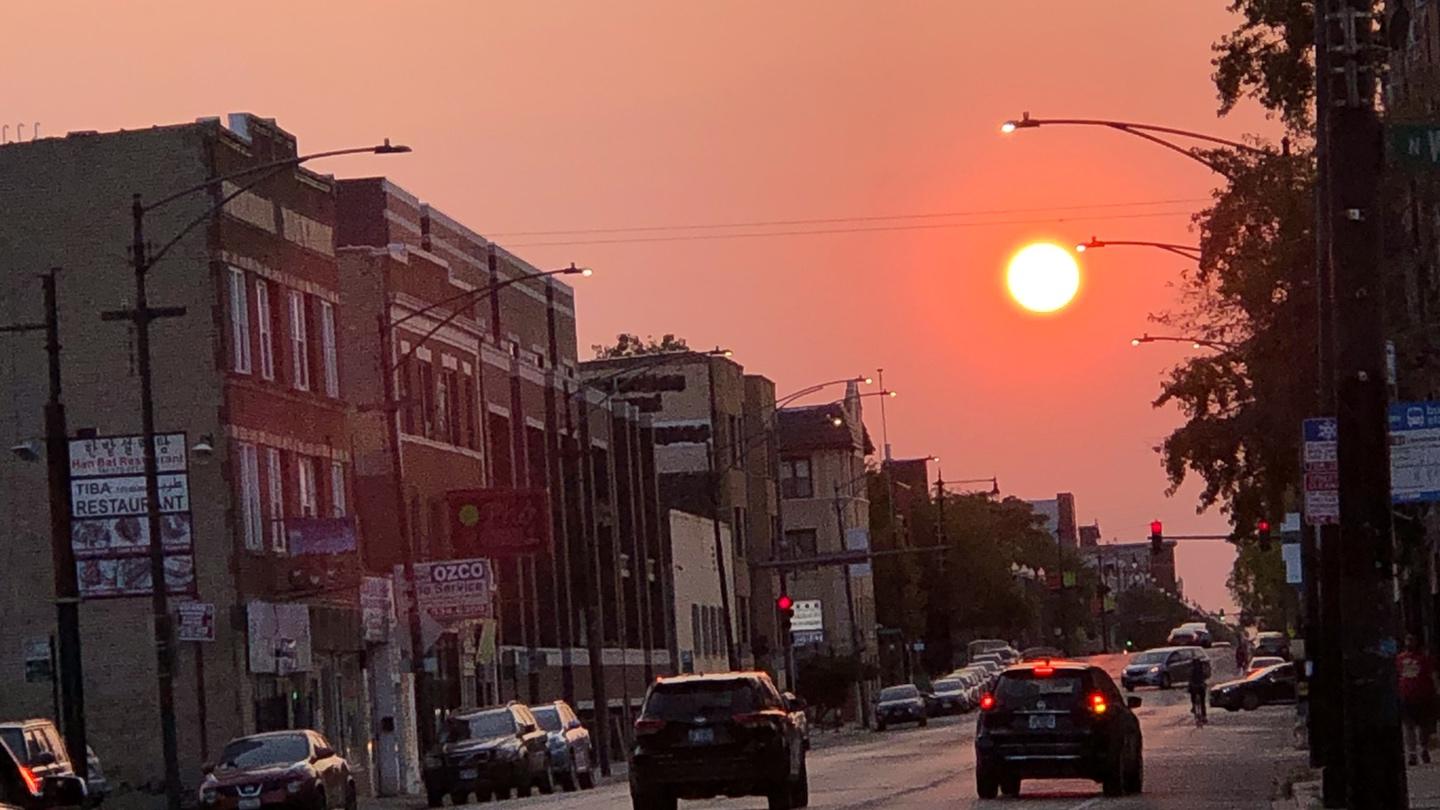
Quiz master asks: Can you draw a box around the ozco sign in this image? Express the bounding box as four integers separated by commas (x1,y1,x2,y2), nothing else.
447,489,551,557
428,560,493,583
413,557,496,625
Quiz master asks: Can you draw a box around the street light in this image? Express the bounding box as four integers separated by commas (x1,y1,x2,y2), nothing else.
104,138,410,810
1130,333,1236,351
1075,237,1201,262
1000,112,1280,177
775,376,872,409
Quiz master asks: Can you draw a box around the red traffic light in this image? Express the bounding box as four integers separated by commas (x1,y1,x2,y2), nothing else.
776,595,794,612
1257,520,1271,533
1149,520,1163,537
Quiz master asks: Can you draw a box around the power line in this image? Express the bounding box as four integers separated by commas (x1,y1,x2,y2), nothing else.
489,197,1207,237
505,210,1195,248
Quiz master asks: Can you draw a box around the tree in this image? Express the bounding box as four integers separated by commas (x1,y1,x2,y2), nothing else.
1228,542,1296,632
590,332,690,358
1114,586,1196,650
1212,0,1314,133
795,652,862,728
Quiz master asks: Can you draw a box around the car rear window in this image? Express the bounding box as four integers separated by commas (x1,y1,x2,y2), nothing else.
643,680,759,720
0,730,21,762
444,710,517,741
933,679,962,692
879,685,919,701
995,671,1086,710
531,707,562,732
1131,651,1169,665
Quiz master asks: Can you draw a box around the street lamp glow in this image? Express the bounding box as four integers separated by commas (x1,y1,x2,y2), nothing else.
863,376,874,385
1006,242,1081,313
580,267,594,277
1000,121,1018,134
1074,243,1087,253
1131,338,1142,347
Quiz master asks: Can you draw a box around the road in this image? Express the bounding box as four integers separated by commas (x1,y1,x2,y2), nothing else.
368,650,1308,810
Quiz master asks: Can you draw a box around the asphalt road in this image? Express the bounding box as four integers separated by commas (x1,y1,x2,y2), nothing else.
374,649,1309,810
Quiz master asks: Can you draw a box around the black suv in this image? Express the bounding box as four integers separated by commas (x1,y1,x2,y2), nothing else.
422,704,552,805
0,737,85,810
629,672,808,810
974,660,1144,799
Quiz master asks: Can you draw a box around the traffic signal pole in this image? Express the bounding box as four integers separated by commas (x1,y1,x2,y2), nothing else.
1322,2,1407,806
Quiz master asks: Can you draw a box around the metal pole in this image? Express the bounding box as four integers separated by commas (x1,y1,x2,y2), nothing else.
1324,2,1407,805
195,644,209,764
706,359,739,670
377,313,431,756
42,271,86,770
834,483,865,727
576,397,610,775
131,196,183,810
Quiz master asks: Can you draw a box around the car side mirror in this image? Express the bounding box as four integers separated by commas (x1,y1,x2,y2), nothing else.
40,774,86,807
566,719,583,731
31,751,56,767
1126,696,1143,709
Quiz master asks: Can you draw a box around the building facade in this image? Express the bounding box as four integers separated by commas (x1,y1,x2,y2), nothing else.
668,510,735,675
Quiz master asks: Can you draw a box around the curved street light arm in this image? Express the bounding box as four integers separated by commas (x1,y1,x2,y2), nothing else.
776,376,870,408
1131,333,1237,350
142,142,407,214
1006,115,1266,154
1079,239,1201,262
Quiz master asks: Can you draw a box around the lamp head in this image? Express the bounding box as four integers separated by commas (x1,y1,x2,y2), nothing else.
9,439,40,462
373,139,412,154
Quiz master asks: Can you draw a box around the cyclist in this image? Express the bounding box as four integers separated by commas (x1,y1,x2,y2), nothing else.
1188,656,1209,726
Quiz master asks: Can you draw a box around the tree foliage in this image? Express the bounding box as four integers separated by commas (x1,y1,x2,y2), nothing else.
590,332,690,358
1212,0,1314,132
1227,543,1296,631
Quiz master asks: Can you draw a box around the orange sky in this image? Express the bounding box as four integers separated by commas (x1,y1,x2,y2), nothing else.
0,1,1282,612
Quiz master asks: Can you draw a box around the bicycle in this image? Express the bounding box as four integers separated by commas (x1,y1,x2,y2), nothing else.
1190,691,1208,727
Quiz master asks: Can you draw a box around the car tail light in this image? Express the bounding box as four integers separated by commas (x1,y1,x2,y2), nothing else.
19,765,40,796
1087,692,1108,715
979,693,996,711
733,711,782,729
1034,663,1055,677
634,718,666,735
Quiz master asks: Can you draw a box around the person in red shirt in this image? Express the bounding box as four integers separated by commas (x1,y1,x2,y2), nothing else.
1397,633,1436,766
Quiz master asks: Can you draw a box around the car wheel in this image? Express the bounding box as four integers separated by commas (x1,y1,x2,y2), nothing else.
918,716,928,728
313,788,326,810
517,776,532,798
791,757,810,808
1242,692,1261,711
1160,673,1172,690
976,766,1000,799
875,720,886,732
537,762,556,795
578,766,596,790
767,780,795,810
1102,749,1126,797
561,757,579,792
427,790,445,808
345,781,357,810
450,791,470,805
1126,740,1145,795
1000,775,1021,797
1225,705,1240,712
631,788,676,810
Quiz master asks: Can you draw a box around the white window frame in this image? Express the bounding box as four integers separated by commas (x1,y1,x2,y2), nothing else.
228,268,251,373
239,443,262,551
297,455,318,517
330,461,346,517
289,290,310,391
319,300,339,397
255,279,274,380
266,448,285,551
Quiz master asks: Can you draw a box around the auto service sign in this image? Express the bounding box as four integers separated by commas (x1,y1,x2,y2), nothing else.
446,488,551,557
414,558,496,623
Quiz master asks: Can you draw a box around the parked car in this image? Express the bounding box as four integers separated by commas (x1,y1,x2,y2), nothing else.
1246,655,1287,674
1211,662,1299,711
992,648,1021,665
874,685,928,731
974,659,1144,798
1120,647,1209,690
422,704,552,805
199,729,356,810
1019,646,1064,662
968,639,1012,662
529,700,595,792
1254,631,1292,661
972,653,1003,671
0,721,78,788
782,692,811,750
1166,627,1204,647
928,678,969,715
628,672,808,810
0,737,86,810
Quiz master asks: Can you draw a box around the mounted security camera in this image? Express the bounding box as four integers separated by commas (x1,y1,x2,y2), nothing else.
9,440,41,462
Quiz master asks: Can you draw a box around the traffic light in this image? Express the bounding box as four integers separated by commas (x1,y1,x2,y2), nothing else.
1149,520,1164,554
776,594,794,613
1257,520,1272,552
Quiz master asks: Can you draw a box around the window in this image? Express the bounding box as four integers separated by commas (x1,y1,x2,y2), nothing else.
330,461,346,517
462,376,478,449
691,604,702,655
780,458,813,499
397,357,415,435
733,506,747,558
228,268,251,373
319,301,339,397
289,290,310,391
255,279,275,380
729,415,741,465
444,370,462,445
784,529,818,558
417,361,436,438
266,448,285,551
239,443,262,550
297,455,318,517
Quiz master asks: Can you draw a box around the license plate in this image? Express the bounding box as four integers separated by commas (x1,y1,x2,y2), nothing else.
1028,714,1056,730
688,727,715,744
238,799,261,810
459,768,478,780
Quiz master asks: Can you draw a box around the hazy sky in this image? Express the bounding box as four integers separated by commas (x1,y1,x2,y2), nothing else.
1,2,1281,612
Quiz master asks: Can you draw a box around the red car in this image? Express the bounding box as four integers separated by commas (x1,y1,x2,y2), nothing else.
199,731,355,810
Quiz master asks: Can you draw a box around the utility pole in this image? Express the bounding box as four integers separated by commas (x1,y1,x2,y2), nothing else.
706,358,739,670
4,273,85,772
833,482,865,727
1321,1,1408,806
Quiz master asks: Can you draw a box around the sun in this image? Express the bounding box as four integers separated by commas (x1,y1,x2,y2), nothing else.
1007,242,1081,313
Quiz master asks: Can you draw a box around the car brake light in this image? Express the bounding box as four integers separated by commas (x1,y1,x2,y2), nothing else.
19,765,40,796
1034,662,1055,677
1088,692,1108,715
733,711,780,728
634,718,666,735
979,693,996,711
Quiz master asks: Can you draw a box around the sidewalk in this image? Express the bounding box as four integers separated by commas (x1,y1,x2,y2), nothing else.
1280,761,1440,809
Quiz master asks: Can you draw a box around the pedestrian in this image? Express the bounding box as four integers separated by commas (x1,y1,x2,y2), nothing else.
1235,634,1248,672
1397,633,1437,766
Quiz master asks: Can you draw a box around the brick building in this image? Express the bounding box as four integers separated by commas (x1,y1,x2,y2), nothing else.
0,114,371,796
